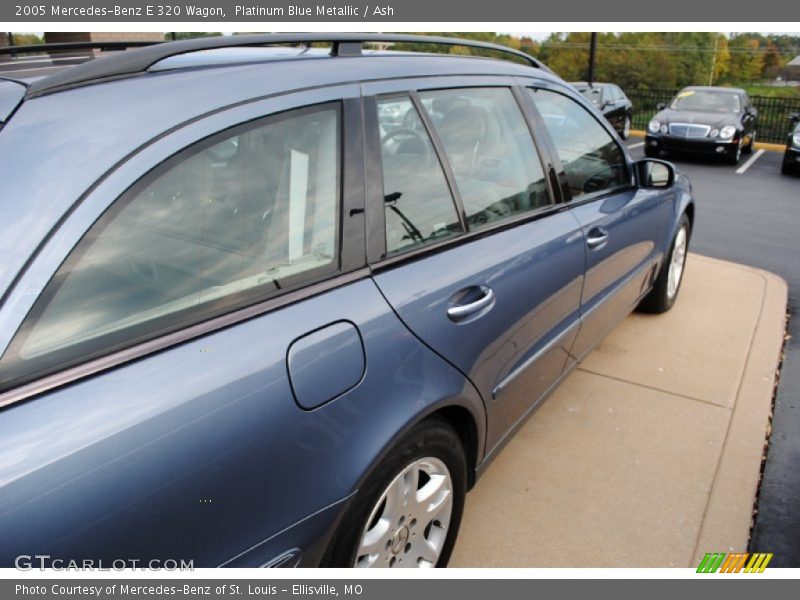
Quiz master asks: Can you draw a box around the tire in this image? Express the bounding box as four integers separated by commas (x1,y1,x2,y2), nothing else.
621,114,632,140
743,130,756,154
638,214,691,314
644,145,659,158
324,417,467,568
726,139,742,165
782,155,796,176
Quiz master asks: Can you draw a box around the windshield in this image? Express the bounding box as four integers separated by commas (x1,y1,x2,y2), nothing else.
577,86,604,105
670,90,741,113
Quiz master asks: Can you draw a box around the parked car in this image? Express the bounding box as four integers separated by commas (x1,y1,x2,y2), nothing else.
0,34,694,569
782,112,800,175
645,86,758,165
571,82,634,139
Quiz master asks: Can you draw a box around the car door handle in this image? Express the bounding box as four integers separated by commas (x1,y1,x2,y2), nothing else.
447,286,495,321
586,228,609,249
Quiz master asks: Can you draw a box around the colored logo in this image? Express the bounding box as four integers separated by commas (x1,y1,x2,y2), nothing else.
697,552,773,573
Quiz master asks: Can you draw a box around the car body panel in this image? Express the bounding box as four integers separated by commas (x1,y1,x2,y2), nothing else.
568,187,674,359
0,80,25,125
0,278,485,567
783,119,800,175
372,213,585,454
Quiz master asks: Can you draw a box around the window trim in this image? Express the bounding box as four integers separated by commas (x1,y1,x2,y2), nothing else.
369,91,467,260
522,84,636,206
0,100,364,399
0,267,371,410
409,91,470,236
414,86,559,233
370,201,572,273
366,84,559,263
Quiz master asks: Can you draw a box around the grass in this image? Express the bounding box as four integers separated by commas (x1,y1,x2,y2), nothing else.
744,85,800,99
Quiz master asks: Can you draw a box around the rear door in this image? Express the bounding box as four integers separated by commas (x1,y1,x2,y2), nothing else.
525,84,673,361
363,79,585,454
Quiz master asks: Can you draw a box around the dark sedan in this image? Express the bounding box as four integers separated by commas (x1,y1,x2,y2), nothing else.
782,112,800,176
572,82,633,139
645,86,758,165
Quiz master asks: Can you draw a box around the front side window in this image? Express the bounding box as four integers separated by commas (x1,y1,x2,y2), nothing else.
1,104,340,389
528,88,628,200
377,96,463,255
418,87,550,230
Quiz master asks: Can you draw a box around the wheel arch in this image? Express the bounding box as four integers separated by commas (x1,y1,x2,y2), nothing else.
352,398,484,496
684,200,695,232
317,397,484,566
430,404,480,491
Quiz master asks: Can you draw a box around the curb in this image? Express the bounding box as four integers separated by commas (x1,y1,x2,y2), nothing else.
753,141,788,152
629,129,786,152
690,259,788,563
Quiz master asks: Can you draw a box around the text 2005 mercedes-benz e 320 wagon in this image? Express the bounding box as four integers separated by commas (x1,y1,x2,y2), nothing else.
0,34,694,568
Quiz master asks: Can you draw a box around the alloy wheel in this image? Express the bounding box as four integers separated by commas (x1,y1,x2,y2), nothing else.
667,226,688,300
354,457,453,568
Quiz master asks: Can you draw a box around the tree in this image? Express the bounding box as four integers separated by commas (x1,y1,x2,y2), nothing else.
7,33,44,46
164,32,222,41
761,42,784,80
724,35,765,84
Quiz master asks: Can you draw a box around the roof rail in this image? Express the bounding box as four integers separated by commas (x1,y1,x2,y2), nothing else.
0,40,161,57
18,34,550,98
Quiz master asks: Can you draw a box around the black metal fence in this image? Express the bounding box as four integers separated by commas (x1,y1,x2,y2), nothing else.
624,88,800,145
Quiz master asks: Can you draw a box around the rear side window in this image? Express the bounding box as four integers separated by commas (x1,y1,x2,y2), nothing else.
1,104,340,390
418,87,550,229
528,88,628,200
377,96,463,255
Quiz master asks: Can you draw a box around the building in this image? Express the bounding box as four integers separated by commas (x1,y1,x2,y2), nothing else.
786,56,800,82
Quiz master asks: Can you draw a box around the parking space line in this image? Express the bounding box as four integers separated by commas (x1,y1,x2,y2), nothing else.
736,149,765,175
628,142,645,149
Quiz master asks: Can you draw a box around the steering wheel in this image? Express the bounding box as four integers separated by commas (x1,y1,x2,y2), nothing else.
582,166,616,194
380,128,433,165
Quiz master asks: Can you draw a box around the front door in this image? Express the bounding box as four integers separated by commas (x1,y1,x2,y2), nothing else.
527,85,673,362
365,84,585,453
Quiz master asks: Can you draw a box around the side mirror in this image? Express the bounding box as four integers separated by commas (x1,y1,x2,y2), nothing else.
635,159,675,189
656,102,667,110
790,112,800,123
747,107,758,117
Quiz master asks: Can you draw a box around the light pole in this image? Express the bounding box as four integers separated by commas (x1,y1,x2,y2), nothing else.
708,34,719,86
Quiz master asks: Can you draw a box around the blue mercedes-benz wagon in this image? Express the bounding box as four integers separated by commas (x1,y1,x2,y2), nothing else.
0,34,694,568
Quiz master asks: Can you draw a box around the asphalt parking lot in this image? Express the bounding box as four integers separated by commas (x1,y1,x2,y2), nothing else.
625,136,800,566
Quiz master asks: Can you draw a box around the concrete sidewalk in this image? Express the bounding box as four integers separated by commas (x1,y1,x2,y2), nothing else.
451,253,787,568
